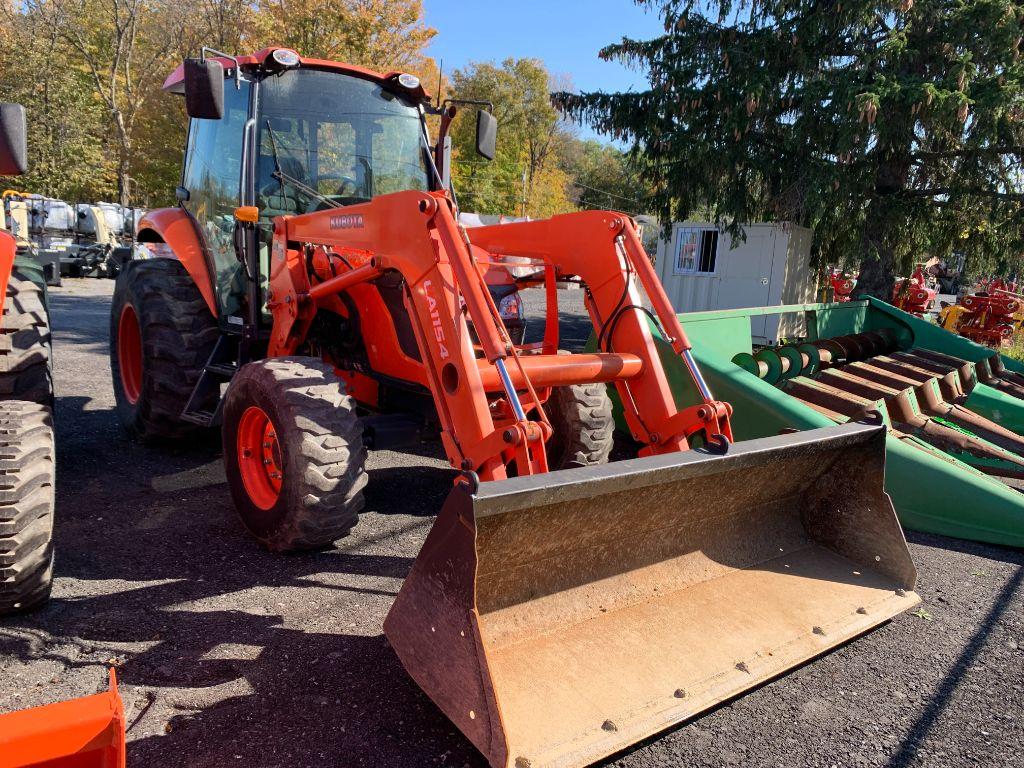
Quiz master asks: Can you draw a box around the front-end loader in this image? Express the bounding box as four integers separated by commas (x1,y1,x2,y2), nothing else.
108,49,918,767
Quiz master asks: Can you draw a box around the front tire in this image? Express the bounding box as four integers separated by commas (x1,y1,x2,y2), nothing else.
110,258,219,440
0,269,52,407
222,357,368,552
0,402,55,615
544,381,615,470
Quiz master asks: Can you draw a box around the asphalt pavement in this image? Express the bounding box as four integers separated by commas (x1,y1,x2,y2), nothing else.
0,278,1020,768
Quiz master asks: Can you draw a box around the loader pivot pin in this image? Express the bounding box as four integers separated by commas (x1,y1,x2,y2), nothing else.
237,406,283,509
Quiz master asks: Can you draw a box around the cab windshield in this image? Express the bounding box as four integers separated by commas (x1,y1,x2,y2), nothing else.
256,68,431,219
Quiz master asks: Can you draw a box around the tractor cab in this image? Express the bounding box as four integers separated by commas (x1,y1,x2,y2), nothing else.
164,48,503,332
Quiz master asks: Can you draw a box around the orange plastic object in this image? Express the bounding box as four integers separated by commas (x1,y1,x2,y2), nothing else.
136,208,217,316
0,230,16,322
233,206,260,223
0,669,125,768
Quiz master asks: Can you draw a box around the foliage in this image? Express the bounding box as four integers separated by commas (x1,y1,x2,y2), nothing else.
255,0,435,73
555,0,1024,298
449,58,567,217
0,4,114,200
559,138,647,213
0,0,437,207
1005,331,1024,362
448,58,649,219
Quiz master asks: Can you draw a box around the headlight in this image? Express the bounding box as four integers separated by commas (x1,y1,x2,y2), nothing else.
397,73,420,90
271,49,300,68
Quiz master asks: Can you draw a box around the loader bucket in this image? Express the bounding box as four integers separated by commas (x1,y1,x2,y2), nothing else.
385,422,919,768
0,669,125,768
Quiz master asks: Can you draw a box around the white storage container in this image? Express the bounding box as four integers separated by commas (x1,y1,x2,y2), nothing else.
654,221,816,345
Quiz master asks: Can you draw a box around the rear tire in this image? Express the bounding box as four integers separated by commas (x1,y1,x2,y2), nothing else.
0,402,55,615
222,357,368,552
544,381,615,470
110,258,219,440
0,269,52,407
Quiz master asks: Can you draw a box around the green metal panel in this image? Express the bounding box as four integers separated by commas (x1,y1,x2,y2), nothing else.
884,438,1024,548
679,313,757,361
806,301,874,339
965,383,1024,434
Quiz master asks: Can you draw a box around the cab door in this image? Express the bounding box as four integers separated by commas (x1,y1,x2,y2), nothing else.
180,78,252,323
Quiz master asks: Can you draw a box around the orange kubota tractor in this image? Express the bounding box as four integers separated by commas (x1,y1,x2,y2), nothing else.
0,104,126,768
108,49,918,768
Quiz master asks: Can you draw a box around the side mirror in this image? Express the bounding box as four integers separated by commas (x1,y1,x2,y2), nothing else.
475,110,497,161
184,58,225,120
0,103,28,176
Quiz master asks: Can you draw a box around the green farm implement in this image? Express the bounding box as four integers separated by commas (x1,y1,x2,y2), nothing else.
626,297,1024,548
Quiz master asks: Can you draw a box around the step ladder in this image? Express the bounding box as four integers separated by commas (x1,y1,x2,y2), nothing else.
180,335,240,427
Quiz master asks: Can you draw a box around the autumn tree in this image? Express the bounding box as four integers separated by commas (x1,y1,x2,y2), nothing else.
450,58,574,217
255,0,435,71
559,138,647,215
40,0,185,206
557,0,1024,298
0,2,114,200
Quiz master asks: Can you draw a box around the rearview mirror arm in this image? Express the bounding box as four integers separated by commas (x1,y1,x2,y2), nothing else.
201,46,241,89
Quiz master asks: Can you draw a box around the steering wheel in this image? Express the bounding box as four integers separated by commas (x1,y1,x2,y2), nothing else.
315,174,360,197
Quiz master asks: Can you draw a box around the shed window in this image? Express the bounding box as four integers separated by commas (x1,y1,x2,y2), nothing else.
673,228,718,275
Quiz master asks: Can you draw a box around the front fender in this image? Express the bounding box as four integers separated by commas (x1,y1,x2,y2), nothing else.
137,208,217,317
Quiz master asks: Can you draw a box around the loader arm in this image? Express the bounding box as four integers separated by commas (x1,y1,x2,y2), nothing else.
467,211,734,453
266,191,733,478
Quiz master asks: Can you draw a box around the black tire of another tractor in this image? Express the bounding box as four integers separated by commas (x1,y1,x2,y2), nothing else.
0,269,53,408
0,402,55,615
544,381,615,470
222,357,368,552
110,258,219,440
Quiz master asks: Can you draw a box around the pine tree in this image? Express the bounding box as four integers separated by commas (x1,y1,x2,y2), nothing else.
556,0,1024,297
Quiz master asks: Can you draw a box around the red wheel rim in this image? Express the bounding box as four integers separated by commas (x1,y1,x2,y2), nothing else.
118,304,143,405
237,406,283,510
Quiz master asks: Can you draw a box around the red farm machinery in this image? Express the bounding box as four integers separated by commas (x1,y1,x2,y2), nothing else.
95,49,919,767
940,287,1023,348
892,264,937,316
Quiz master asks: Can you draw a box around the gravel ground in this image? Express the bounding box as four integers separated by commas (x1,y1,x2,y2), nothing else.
0,278,1021,768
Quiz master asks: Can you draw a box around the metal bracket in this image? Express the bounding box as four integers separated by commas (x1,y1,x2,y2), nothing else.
201,46,241,89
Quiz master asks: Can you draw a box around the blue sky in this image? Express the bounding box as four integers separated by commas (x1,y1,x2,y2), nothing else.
424,0,664,136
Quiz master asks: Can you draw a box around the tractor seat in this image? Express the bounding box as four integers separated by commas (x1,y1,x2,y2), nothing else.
258,154,307,218
260,191,301,220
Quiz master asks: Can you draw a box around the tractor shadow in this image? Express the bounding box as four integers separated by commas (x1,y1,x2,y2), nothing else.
6,386,473,766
